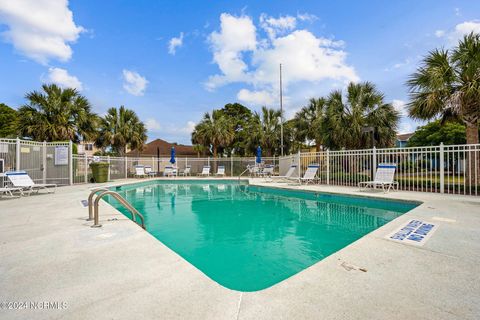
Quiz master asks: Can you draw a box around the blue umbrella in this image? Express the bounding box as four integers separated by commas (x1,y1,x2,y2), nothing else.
256,146,262,164
170,147,176,164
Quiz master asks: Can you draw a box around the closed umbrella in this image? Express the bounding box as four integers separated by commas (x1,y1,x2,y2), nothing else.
170,147,176,164
256,146,262,164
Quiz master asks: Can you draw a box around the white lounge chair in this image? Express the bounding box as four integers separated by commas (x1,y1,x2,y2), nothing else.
5,171,56,194
259,165,274,177
269,165,297,182
299,164,319,184
134,165,147,178
144,166,157,177
179,165,191,176
248,165,260,177
215,165,225,177
0,186,24,198
198,165,210,176
163,166,177,177
359,163,398,193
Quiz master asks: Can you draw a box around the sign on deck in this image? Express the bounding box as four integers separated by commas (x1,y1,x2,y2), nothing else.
386,220,438,246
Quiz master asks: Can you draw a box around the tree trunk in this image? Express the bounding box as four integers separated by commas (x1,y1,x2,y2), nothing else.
465,122,479,191
465,122,479,145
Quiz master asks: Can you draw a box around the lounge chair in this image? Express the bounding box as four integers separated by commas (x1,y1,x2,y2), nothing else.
179,165,191,176
144,166,157,177
259,165,274,177
163,166,177,177
215,165,225,177
247,165,260,177
134,165,147,178
358,163,398,193
5,171,56,193
198,165,210,176
269,165,297,182
299,164,319,184
0,186,24,198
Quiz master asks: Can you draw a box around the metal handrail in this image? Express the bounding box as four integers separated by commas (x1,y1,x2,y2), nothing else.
87,188,110,220
238,168,251,180
89,189,146,230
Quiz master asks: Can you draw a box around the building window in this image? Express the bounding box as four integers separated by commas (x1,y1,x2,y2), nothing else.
85,144,93,151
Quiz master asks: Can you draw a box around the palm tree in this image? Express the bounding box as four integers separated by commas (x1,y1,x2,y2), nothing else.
17,84,97,142
191,110,234,158
96,106,147,156
247,106,282,156
293,98,327,150
323,82,399,150
407,32,480,144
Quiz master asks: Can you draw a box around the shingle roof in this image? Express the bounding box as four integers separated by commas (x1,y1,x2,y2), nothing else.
127,139,196,156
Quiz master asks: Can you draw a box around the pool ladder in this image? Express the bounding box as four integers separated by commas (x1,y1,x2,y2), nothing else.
87,188,146,230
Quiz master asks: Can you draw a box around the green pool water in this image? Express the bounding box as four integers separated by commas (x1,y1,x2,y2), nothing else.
106,180,418,292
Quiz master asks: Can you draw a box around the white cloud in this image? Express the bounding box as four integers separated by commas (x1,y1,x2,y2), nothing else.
392,99,407,116
297,13,318,22
205,13,358,110
122,69,148,96
205,13,257,90
435,20,480,44
45,67,83,90
145,118,161,131
260,14,297,40
237,89,275,106
168,32,184,55
435,30,445,38
0,0,84,64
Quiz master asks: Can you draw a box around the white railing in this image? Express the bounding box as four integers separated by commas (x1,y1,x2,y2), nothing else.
293,143,480,196
2,137,479,196
72,154,279,183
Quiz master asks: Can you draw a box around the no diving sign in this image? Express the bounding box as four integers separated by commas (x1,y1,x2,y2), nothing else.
386,220,438,246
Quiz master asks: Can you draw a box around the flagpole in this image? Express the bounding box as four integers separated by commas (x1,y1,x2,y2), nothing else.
280,63,284,156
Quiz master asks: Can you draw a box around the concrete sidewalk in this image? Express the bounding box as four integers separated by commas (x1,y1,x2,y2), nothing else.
0,179,479,320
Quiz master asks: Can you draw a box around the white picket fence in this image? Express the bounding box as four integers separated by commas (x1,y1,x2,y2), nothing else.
279,143,480,196
1,138,479,196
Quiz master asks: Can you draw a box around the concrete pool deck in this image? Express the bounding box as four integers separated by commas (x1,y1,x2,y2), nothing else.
0,178,479,320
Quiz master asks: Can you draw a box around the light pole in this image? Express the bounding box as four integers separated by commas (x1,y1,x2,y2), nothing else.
279,63,284,156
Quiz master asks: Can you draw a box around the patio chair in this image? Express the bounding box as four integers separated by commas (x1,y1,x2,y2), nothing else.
198,165,211,176
299,164,319,184
259,165,274,177
144,166,157,177
247,165,260,177
179,165,191,176
134,165,147,178
0,186,24,198
358,163,398,193
163,166,177,177
5,171,56,194
215,165,225,177
269,165,297,182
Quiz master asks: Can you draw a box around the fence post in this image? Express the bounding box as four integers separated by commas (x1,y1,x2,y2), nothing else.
124,157,128,178
107,156,111,181
42,141,47,184
84,153,88,183
15,137,20,170
326,150,330,185
231,156,234,176
440,142,445,194
372,147,377,179
68,140,73,185
297,150,301,179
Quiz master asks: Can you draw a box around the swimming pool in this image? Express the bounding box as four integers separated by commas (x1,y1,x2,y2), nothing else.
106,180,418,292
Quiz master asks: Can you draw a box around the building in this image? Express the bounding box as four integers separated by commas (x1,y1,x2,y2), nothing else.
127,139,197,157
396,133,414,148
77,141,100,156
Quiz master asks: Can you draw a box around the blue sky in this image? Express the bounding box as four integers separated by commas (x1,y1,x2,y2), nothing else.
0,0,479,145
